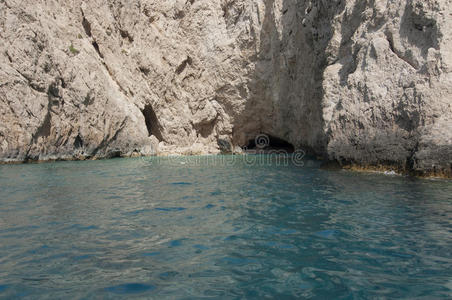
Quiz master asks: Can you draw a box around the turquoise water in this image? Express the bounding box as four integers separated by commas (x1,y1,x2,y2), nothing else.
0,156,452,299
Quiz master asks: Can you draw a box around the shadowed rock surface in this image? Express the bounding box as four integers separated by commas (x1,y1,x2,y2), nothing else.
0,0,451,176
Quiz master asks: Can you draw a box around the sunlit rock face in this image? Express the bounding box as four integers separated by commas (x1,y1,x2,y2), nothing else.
0,0,451,176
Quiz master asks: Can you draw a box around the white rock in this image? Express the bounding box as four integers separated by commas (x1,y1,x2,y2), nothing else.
0,0,451,176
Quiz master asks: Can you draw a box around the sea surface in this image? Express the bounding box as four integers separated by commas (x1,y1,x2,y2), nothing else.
0,155,451,299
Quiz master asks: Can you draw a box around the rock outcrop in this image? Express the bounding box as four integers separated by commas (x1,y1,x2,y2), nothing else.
0,0,451,177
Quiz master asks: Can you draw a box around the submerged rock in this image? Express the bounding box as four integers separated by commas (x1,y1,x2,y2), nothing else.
0,0,451,176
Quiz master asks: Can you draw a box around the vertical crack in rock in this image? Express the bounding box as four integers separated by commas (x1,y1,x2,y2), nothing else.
91,41,104,59
176,56,192,75
142,104,164,142
81,12,92,37
81,8,104,59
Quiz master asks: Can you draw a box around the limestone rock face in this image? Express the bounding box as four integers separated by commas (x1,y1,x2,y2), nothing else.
0,0,451,176
318,0,452,177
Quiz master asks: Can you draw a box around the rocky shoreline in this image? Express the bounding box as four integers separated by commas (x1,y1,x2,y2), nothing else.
1,0,451,177
1,152,451,179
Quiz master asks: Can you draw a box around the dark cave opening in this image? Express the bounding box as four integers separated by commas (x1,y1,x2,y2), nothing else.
74,135,84,148
245,134,295,153
142,104,163,142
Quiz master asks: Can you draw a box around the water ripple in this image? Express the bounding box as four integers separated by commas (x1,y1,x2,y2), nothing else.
0,157,451,298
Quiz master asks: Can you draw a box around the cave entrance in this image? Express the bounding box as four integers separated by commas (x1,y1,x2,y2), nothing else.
245,134,295,153
142,104,163,142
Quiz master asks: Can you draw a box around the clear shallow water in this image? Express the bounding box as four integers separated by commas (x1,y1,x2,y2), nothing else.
0,156,451,299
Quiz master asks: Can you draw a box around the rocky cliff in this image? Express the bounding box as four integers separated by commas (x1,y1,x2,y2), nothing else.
1,0,451,177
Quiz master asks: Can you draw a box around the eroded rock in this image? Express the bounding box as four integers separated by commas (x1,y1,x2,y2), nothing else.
0,0,451,176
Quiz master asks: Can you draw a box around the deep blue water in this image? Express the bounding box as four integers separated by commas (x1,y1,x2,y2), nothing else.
0,155,451,299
